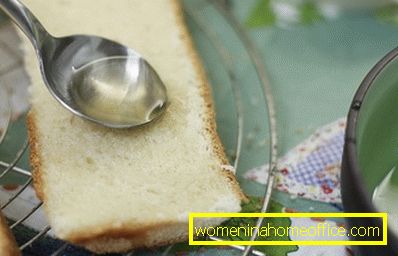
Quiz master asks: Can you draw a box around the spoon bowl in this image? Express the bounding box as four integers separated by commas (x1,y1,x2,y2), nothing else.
42,35,168,127
0,0,168,128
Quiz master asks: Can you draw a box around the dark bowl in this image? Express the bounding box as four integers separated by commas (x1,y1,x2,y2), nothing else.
342,47,398,255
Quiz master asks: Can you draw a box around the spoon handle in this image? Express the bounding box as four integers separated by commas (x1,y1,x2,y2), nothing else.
0,0,49,49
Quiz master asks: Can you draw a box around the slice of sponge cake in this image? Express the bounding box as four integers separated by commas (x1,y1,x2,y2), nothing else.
22,0,244,253
0,211,20,256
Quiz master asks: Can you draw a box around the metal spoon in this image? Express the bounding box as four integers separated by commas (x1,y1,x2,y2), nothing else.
0,0,168,128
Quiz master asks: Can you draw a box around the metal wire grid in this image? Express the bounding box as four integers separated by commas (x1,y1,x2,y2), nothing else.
0,1,277,255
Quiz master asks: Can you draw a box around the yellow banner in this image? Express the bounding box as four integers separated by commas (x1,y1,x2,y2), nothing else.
189,212,387,246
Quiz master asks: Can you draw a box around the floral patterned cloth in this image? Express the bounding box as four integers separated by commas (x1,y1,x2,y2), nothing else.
245,118,346,204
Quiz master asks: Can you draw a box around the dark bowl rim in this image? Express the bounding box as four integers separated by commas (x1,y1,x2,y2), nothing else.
345,46,398,141
344,46,398,242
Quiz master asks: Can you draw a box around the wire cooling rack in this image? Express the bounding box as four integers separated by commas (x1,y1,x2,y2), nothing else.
0,1,277,255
